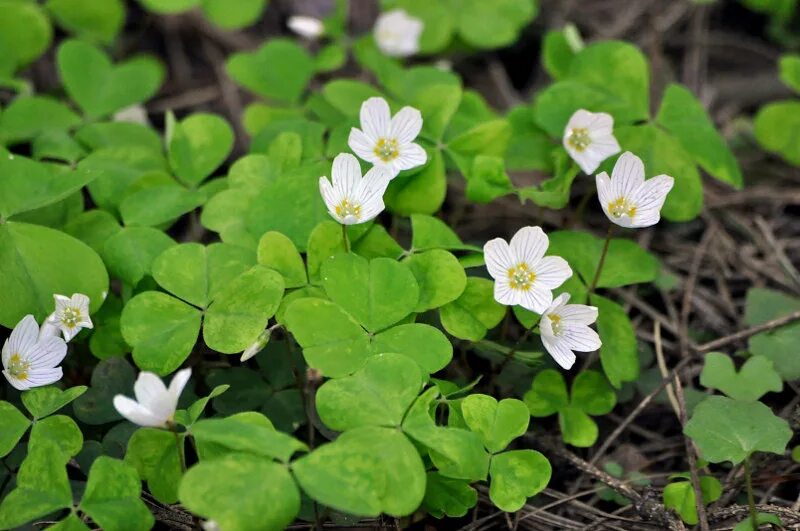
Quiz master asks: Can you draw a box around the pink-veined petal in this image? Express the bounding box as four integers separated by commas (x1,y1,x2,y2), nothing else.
510,226,548,267
4,315,39,367
519,283,553,314
560,303,599,326
562,325,602,352
610,152,645,201
631,174,674,228
483,238,514,279
390,106,423,144
493,279,519,307
394,143,427,171
359,97,391,140
331,153,362,196
533,256,572,289
24,367,63,388
541,335,577,370
348,128,380,164
24,337,67,370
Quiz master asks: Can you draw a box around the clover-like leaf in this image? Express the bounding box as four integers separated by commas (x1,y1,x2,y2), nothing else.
700,353,783,402
226,39,314,104
167,112,234,186
523,369,569,417
440,277,506,341
28,415,83,460
125,428,182,504
102,226,176,287
79,457,155,531
404,249,467,312
422,472,478,518
461,395,530,453
371,323,453,374
744,287,800,380
663,475,722,525
488,450,551,512
257,231,308,288
0,401,30,458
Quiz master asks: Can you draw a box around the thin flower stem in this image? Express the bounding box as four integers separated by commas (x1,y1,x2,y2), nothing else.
745,456,758,531
587,224,614,301
173,429,186,474
341,223,350,253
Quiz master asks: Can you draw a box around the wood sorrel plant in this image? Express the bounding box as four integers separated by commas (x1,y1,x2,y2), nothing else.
0,2,797,531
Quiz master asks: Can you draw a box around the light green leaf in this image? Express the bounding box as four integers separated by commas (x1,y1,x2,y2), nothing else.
461,395,530,453
191,417,307,462
523,369,568,417
81,146,168,212
422,472,477,518
201,0,266,29
321,253,419,333
257,231,308,288
0,401,30,458
22,386,87,420
46,0,125,44
203,265,285,354
455,0,536,49
316,353,424,431
488,450,551,512
732,512,783,531
593,294,639,388
102,226,175,286
138,0,199,14
542,28,578,80
779,54,800,93
465,155,513,203
0,1,51,74
571,370,616,415
505,105,555,172
120,186,206,228
744,287,800,380
29,415,83,460
411,214,479,252
393,0,454,53
121,291,202,375
700,353,783,401
124,428,181,504
321,79,385,117
168,112,234,185
371,323,453,374
57,39,163,119
663,476,722,525
0,96,81,144
404,249,466,312
385,149,446,216
80,457,154,531
684,396,793,464
75,121,162,153
226,39,314,103
440,277,505,341
559,406,598,447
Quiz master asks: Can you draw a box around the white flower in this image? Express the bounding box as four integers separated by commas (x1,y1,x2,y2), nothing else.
113,104,150,126
540,294,601,370
483,226,573,314
348,97,427,178
47,293,93,342
319,153,390,225
374,9,423,58
2,315,67,391
596,151,675,228
562,109,621,175
287,15,324,39
113,368,192,428
240,329,271,362
202,521,222,531
38,316,60,341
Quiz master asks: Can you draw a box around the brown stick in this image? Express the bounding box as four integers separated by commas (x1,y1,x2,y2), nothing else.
693,309,800,353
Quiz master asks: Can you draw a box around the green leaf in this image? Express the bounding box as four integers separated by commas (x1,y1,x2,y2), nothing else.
465,155,514,203
167,112,234,185
322,79,385,117
226,39,314,103
392,0,454,53
684,396,793,464
152,242,254,308
321,254,419,333
316,353,424,431
81,146,168,212
80,457,154,531
371,323,453,374
571,370,616,415
0,401,30,458
46,0,125,44
385,149,446,216
656,84,742,189
257,231,308,288
542,28,578,80
292,426,426,517
138,0,199,14
410,214,479,252
663,476,722,525
102,226,175,286
57,39,163,119
616,123,703,222
454,0,536,49
73,358,137,424
29,415,83,460
422,472,477,518
412,83,462,141
0,96,81,144
121,291,202,375
489,450,551,512
125,428,181,504
0,439,71,530
559,406,598,447
284,297,371,377
446,120,512,173
181,453,299,531
120,185,206,228
754,101,800,164
440,277,505,341
733,513,783,531
593,294,639,388
505,105,555,172
75,121,162,153
22,386,87,420
744,287,800,380
0,221,109,328
461,395,530,453
203,266,285,354
523,369,568,417
779,54,800,93
700,353,783,401
191,417,307,462
0,1,51,74
48,514,91,531
201,0,266,29
182,384,229,426
403,249,466,312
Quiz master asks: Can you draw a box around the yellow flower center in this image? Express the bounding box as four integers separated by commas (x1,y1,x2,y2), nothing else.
7,353,30,380
507,263,536,291
374,138,400,162
607,196,637,219
548,314,563,336
566,128,591,152
335,199,361,221
62,307,81,328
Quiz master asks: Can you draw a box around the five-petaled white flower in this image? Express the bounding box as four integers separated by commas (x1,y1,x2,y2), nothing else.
45,293,93,342
483,226,573,314
373,9,423,58
540,293,602,370
319,153,391,225
288,15,324,39
113,368,192,428
563,109,621,175
596,151,675,228
348,96,427,178
2,315,68,391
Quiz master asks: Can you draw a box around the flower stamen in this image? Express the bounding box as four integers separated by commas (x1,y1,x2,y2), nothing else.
373,137,400,162
548,314,563,336
62,307,81,329
608,196,637,219
7,353,30,380
335,198,362,222
566,128,591,152
507,263,536,291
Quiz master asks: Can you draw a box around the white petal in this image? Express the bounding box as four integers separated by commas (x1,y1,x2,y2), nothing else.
168,368,192,406
564,109,594,132
586,112,615,138
4,315,40,367
287,16,324,39
582,138,620,170
533,256,572,289
355,167,390,223
541,335,577,370
359,97,391,140
3,370,32,391
113,395,167,427
60,324,79,342
24,337,68,370
611,152,645,201
493,279,519,307
560,304,599,326
390,107,423,144
38,320,61,341
54,294,71,313
348,128,381,165
509,226,548,267
71,293,91,313
596,172,613,216
562,325,602,352
331,153,362,196
544,293,571,315
630,174,674,228
569,149,603,175
319,177,341,220
394,143,427,172
519,284,553,314
24,367,63,388
483,238,514,279
134,372,170,418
